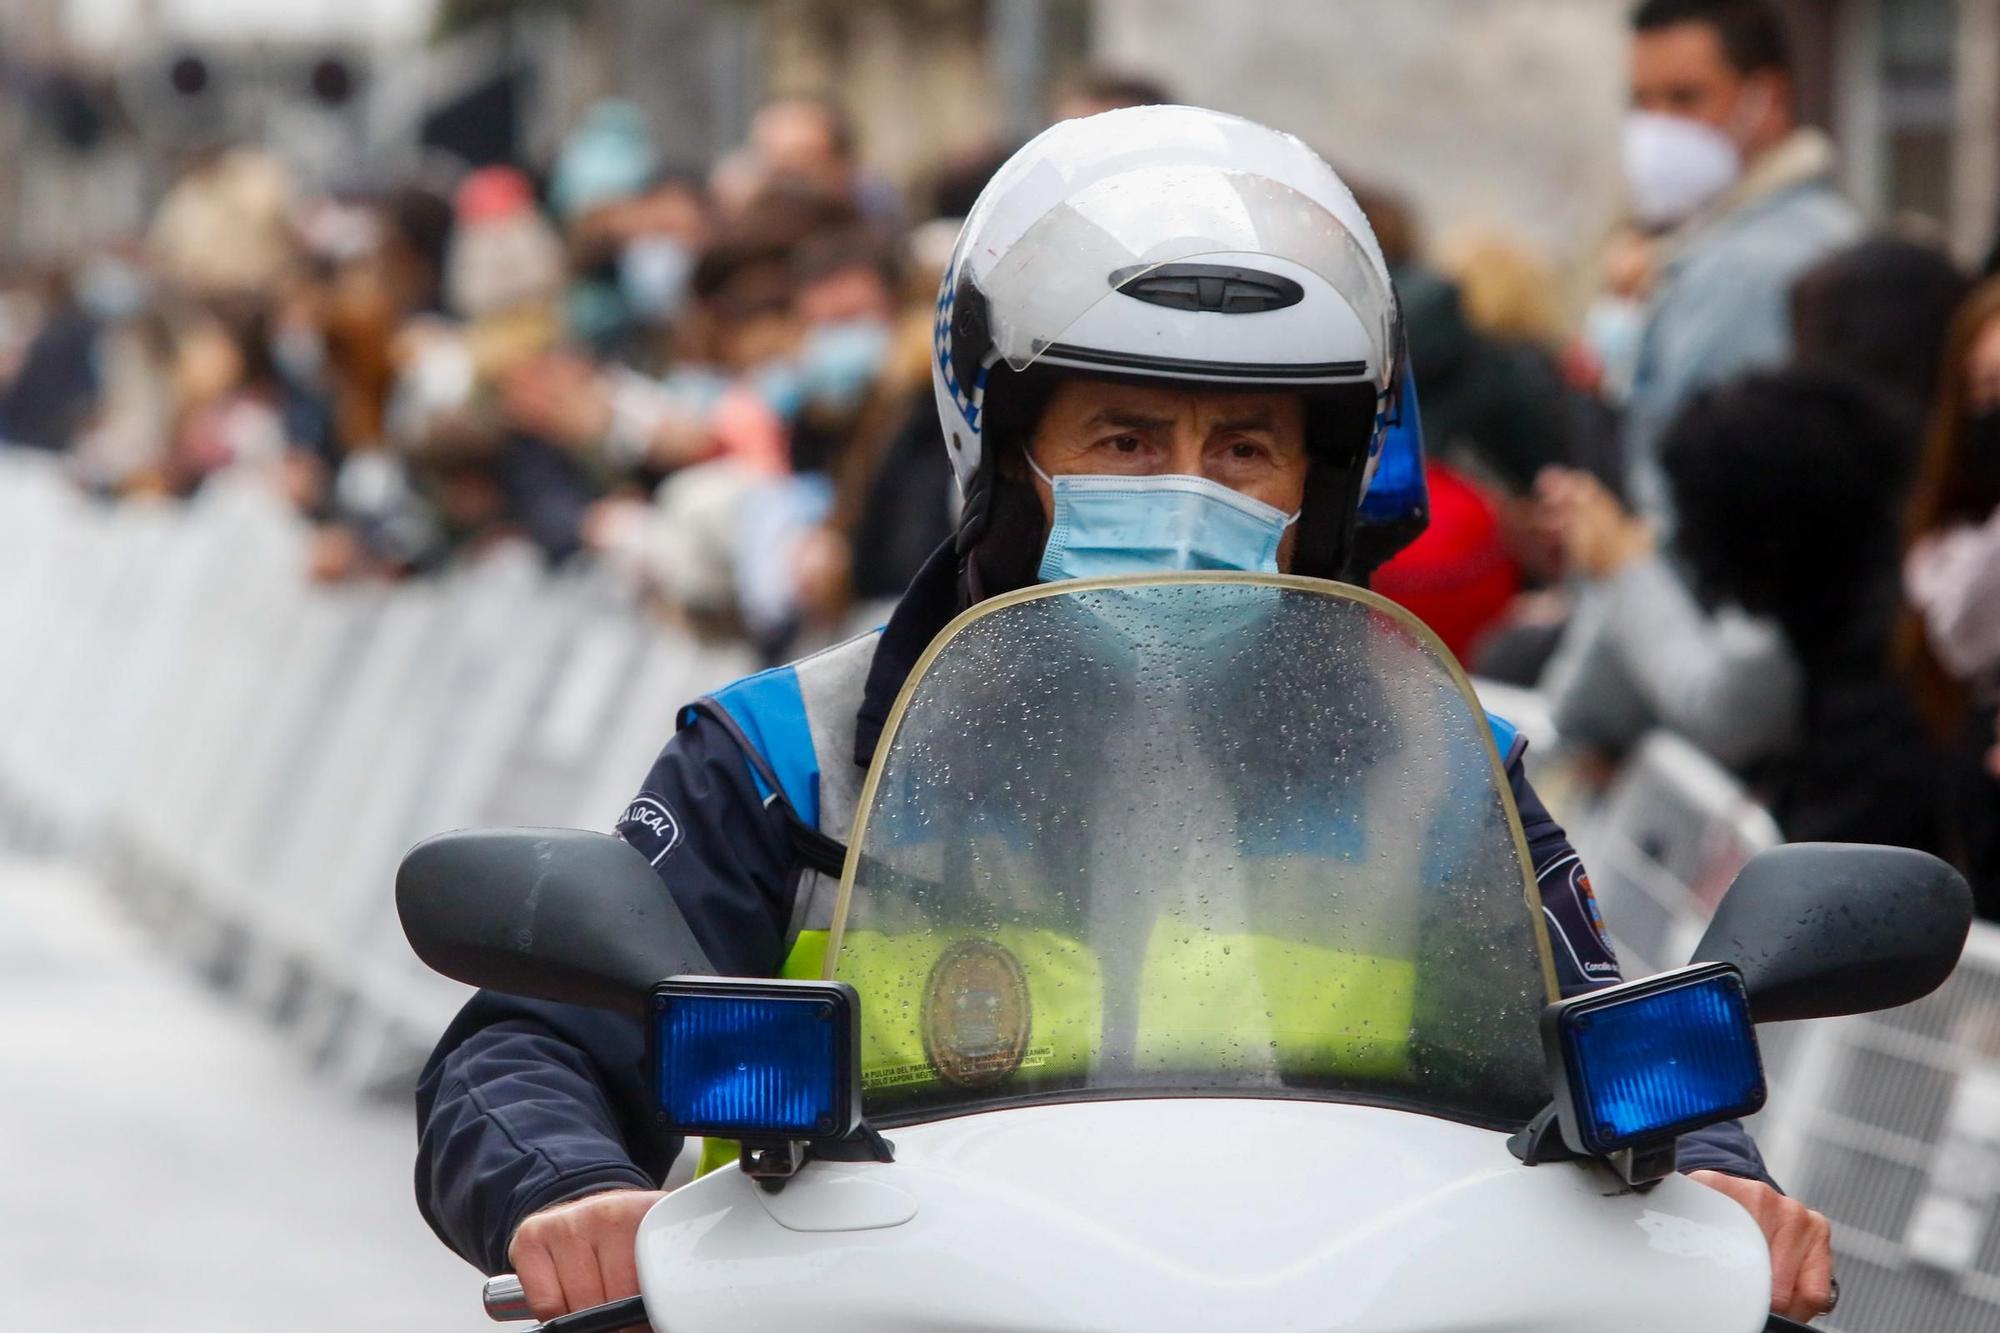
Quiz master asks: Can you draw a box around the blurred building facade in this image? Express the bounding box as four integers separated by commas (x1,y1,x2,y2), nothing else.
1094,0,1631,283
1797,0,2000,265
0,0,444,256
3,0,2000,273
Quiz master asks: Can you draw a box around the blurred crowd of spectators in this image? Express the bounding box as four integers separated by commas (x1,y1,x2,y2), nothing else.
4,4,2000,919
0,82,1080,655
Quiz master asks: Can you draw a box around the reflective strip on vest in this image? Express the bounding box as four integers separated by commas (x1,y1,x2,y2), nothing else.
1135,919,1414,1077
696,924,1415,1176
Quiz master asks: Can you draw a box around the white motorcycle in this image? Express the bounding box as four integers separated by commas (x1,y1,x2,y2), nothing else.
400,574,1972,1333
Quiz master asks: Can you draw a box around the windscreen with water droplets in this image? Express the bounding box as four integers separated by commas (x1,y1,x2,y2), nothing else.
828,575,1555,1130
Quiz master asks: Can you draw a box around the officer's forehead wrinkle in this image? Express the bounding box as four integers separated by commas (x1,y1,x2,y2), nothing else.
1080,405,1177,431
1059,381,1295,431
1208,407,1284,434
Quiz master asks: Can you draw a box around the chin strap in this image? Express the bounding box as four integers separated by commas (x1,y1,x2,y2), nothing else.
958,469,1048,603
1292,456,1371,582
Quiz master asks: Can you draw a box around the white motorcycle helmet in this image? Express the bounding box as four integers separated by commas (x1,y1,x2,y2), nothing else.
932,104,1415,584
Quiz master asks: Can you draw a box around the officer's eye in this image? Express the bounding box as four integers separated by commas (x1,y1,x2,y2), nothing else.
1104,434,1144,454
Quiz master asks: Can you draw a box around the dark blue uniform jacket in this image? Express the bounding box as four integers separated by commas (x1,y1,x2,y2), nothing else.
414,546,1772,1273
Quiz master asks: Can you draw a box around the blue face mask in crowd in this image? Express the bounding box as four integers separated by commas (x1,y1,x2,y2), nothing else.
796,318,892,414
1027,454,1301,582
1581,295,1646,404
749,359,808,420
618,235,694,326
75,256,152,322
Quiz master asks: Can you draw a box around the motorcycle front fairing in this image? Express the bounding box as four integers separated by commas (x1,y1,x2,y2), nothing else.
636,1099,1767,1331
634,575,1773,1331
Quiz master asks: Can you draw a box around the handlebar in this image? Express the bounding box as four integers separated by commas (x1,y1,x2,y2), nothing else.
482,1275,647,1332
483,1275,531,1322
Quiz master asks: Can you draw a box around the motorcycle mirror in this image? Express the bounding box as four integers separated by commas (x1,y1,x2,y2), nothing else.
396,827,714,1015
1689,842,1971,1024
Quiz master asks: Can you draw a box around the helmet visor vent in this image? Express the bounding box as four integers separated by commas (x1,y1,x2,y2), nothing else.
1110,262,1305,314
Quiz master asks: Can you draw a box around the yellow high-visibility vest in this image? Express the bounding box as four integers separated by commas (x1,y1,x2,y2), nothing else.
693,922,1413,1176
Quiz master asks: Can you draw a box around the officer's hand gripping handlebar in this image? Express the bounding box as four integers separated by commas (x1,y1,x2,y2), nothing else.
483,1274,647,1332
483,1275,531,1322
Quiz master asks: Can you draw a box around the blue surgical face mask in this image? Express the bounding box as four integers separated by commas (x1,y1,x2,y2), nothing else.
797,317,891,414
618,235,694,325
1028,454,1301,582
750,359,806,420
1582,295,1646,404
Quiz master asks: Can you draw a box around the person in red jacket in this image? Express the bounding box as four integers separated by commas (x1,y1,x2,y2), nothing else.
1374,461,1520,663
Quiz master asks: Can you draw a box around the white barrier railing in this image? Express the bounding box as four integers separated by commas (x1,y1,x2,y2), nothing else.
0,449,757,1090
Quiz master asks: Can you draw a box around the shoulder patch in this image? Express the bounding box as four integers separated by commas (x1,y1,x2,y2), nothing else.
1558,859,1620,979
617,795,684,867
1572,865,1615,958
1538,852,1621,984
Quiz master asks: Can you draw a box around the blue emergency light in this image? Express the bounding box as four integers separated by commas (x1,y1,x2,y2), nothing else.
650,977,862,1141
1543,962,1766,1159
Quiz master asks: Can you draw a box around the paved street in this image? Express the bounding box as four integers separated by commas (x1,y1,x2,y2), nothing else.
0,858,490,1332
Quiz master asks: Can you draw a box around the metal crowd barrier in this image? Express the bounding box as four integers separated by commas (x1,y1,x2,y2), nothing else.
1773,926,2000,1331
0,449,756,1092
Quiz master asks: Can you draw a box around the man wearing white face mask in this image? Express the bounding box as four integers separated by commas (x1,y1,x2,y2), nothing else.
1534,0,1863,775
1617,0,1861,522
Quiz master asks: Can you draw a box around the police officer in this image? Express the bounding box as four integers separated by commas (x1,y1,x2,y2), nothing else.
416,107,1833,1324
